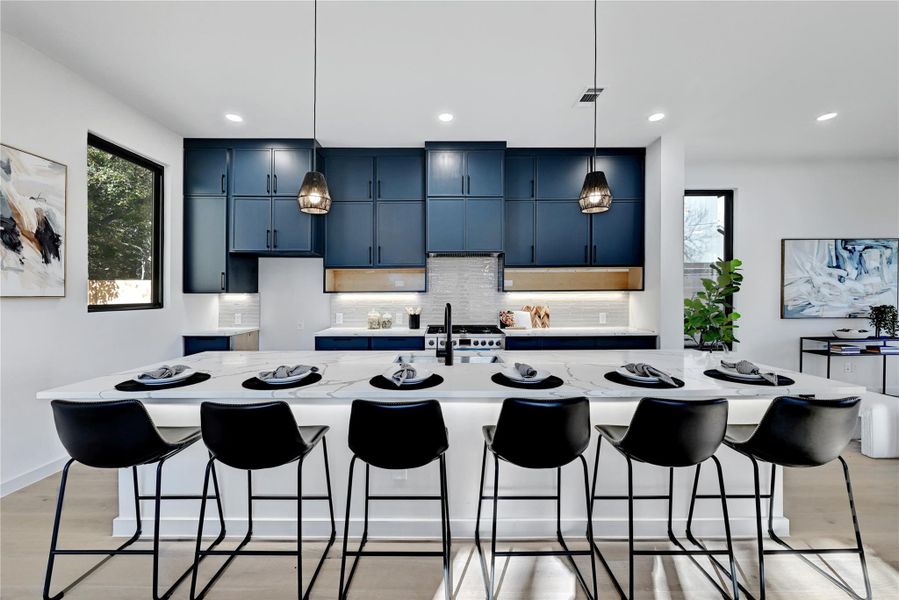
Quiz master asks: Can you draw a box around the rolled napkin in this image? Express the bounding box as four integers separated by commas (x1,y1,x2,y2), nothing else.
258,364,318,382
721,360,778,385
514,362,538,379
623,363,676,387
390,363,417,387
137,364,189,382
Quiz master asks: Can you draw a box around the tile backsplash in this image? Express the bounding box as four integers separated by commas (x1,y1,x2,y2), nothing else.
218,294,260,327
330,256,629,328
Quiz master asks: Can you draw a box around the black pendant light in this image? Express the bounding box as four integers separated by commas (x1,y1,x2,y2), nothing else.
579,0,613,214
298,0,332,215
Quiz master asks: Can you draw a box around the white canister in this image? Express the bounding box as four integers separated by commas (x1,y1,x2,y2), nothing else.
513,311,533,329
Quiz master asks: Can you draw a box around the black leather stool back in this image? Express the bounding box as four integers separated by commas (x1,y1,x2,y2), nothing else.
51,399,171,468
618,397,728,467
201,401,308,470
491,397,591,469
348,399,448,469
740,396,860,467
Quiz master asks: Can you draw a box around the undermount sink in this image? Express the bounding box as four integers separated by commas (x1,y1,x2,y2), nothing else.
393,353,504,364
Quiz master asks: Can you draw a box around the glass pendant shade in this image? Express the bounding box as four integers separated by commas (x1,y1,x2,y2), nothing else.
297,171,332,214
579,170,613,213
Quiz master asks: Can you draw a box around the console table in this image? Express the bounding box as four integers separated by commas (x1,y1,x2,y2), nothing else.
799,336,899,395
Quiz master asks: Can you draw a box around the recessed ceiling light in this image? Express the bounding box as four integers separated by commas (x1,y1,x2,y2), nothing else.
438,113,454,123
648,112,665,122
816,112,838,122
225,113,244,122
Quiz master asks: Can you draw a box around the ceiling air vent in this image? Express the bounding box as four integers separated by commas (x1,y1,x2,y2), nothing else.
578,87,604,103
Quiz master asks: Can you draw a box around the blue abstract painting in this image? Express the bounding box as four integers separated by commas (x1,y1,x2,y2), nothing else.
782,238,899,318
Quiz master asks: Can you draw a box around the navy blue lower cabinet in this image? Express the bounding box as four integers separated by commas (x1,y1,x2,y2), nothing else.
325,202,374,267
314,337,371,351
504,336,657,351
184,336,231,356
592,201,644,266
426,198,465,252
271,198,312,252
377,202,425,266
465,198,503,251
535,201,590,265
370,337,425,351
231,197,272,252
504,200,535,266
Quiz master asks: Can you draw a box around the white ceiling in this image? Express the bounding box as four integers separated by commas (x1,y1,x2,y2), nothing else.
2,1,897,160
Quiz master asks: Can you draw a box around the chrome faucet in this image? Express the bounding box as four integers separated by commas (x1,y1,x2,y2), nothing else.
436,303,453,365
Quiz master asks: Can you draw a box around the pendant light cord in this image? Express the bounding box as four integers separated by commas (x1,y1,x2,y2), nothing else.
312,0,318,172
593,0,597,170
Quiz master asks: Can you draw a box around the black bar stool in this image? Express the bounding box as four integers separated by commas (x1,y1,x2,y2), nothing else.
189,401,336,600
693,395,870,600
590,397,738,600
475,397,598,600
44,399,225,600
338,399,451,600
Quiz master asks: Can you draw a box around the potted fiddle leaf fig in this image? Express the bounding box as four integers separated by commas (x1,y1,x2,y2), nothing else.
684,258,743,351
869,305,898,338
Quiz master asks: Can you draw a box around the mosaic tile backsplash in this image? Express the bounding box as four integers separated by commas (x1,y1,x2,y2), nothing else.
218,294,261,327
330,257,629,328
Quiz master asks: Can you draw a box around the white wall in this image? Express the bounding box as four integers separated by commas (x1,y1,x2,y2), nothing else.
258,258,330,350
0,36,202,493
687,158,899,393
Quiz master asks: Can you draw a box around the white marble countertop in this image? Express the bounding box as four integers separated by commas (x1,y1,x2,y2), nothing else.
182,327,259,337
37,349,864,403
315,327,425,337
502,326,656,337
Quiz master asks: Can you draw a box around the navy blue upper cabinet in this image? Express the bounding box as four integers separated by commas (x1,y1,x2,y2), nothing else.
465,198,504,251
427,151,464,196
505,200,535,266
536,154,590,199
465,151,504,197
505,156,535,200
592,154,644,199
231,197,272,252
426,199,466,252
185,148,228,196
272,198,312,252
535,201,590,265
325,202,374,267
232,149,273,196
272,149,310,197
376,154,424,200
376,202,424,266
325,153,375,201
592,201,644,265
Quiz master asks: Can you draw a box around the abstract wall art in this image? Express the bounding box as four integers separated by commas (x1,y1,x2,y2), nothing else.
1,144,67,297
781,238,899,318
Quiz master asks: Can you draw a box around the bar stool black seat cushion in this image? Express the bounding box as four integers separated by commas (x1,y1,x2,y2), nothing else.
201,401,327,470
51,399,201,469
724,395,860,468
596,397,728,467
349,399,448,469
486,397,591,469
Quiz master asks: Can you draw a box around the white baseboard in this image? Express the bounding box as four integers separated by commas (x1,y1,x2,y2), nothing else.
1,455,68,497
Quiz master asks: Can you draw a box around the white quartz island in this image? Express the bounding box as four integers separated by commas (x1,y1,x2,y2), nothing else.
37,350,865,541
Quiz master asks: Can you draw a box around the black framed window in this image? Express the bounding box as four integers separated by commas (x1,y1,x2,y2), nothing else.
683,189,734,305
87,134,164,311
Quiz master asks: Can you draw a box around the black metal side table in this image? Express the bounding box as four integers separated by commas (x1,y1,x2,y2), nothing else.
799,336,899,396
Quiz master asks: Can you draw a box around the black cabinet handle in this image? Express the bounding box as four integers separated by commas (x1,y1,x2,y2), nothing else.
467,174,471,194
378,246,382,263
221,174,226,194
266,229,271,248
220,272,225,291
531,245,535,263
368,246,372,263
593,244,597,263
461,175,465,194
266,174,270,194
369,180,372,198
273,174,278,194
273,230,279,248
531,179,535,198
584,245,588,262
378,180,382,198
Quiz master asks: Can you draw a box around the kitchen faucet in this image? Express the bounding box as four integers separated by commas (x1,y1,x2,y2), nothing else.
436,303,453,365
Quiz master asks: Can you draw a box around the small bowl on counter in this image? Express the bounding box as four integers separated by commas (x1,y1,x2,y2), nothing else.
832,329,872,340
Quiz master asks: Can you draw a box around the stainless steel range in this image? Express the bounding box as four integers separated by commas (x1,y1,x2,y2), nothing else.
425,324,504,351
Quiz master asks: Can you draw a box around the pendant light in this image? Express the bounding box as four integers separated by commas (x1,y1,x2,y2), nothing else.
579,0,613,214
298,0,332,214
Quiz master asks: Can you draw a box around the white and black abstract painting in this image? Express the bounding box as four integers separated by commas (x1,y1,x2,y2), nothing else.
1,144,67,297
782,238,899,318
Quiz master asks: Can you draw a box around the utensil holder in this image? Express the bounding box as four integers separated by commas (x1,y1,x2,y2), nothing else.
408,314,420,329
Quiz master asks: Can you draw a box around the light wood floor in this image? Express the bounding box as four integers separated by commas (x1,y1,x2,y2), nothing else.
2,444,897,599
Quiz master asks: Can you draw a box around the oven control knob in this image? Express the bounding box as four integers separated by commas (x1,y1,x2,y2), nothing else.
487,340,494,346
428,339,435,346
439,340,444,346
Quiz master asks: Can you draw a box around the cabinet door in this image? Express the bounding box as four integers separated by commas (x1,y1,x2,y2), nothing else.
232,149,272,196
535,201,590,265
377,201,425,266
505,156,535,200
185,148,228,196
427,151,464,196
325,202,374,266
465,198,504,251
426,198,465,252
184,196,226,292
325,154,374,201
505,200,535,266
592,201,644,265
536,154,590,199
271,197,312,252
465,150,504,197
272,148,310,197
591,154,644,199
231,197,272,252
376,154,424,200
